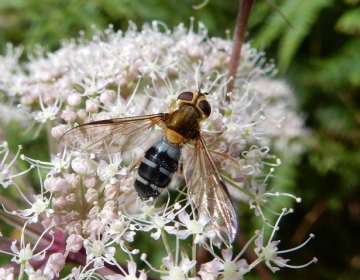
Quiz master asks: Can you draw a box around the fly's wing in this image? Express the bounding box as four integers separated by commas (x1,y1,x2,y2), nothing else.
184,136,238,244
58,114,167,155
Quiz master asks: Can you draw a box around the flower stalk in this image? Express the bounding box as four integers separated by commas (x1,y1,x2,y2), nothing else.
226,0,256,100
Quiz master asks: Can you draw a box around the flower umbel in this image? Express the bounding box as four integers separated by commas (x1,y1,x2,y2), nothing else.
0,20,315,279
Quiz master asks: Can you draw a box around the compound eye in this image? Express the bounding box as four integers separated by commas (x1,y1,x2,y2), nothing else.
198,100,211,117
178,91,193,101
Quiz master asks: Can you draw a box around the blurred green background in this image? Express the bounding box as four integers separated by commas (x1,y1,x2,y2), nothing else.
0,0,359,279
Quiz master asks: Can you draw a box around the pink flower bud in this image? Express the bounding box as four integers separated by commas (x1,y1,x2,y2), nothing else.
52,196,67,211
85,188,98,204
88,206,99,220
65,173,81,188
77,109,88,121
85,99,99,112
61,106,76,123
67,221,82,235
21,95,35,106
67,93,82,106
84,174,97,188
44,176,55,192
66,234,83,253
71,158,90,175
65,193,77,204
51,124,70,139
65,211,80,223
100,90,116,103
104,183,119,199
44,253,66,278
53,177,69,192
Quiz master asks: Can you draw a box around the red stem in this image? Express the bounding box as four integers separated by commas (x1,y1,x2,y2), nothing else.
226,0,256,102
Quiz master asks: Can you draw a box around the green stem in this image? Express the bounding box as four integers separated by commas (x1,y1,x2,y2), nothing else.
247,257,263,271
190,234,197,277
18,261,25,280
161,228,172,256
98,178,109,194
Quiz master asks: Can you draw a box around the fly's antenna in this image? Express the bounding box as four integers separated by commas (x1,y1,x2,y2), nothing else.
198,87,209,96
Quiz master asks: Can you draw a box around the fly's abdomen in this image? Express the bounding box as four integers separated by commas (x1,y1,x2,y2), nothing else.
135,137,181,199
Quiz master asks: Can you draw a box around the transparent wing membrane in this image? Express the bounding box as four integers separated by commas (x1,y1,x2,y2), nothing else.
59,114,167,155
185,136,238,244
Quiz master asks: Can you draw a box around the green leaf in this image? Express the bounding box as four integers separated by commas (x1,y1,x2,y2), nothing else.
335,6,360,35
252,0,333,73
277,0,332,72
300,39,360,90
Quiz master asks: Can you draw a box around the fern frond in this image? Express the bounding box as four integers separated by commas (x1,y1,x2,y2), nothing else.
299,39,360,90
252,0,300,49
248,0,273,28
252,0,332,73
278,0,332,72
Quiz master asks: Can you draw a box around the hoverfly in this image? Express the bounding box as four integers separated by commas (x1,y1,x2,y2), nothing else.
59,91,238,243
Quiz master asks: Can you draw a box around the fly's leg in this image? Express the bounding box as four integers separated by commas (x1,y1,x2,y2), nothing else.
208,149,244,170
178,158,184,175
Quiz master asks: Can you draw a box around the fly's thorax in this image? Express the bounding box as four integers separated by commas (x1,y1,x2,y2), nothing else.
165,91,212,143
166,104,202,140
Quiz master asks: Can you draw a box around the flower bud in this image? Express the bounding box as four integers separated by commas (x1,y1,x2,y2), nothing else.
77,109,88,121
65,193,77,204
85,99,99,112
67,221,82,235
104,183,119,199
44,253,66,278
67,93,82,106
71,158,90,175
85,188,98,204
65,211,80,223
52,196,67,211
51,124,69,139
100,90,116,103
65,173,81,188
66,234,83,253
84,174,97,188
61,106,76,122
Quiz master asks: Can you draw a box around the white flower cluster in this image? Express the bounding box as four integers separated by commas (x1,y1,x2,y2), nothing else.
0,20,315,279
